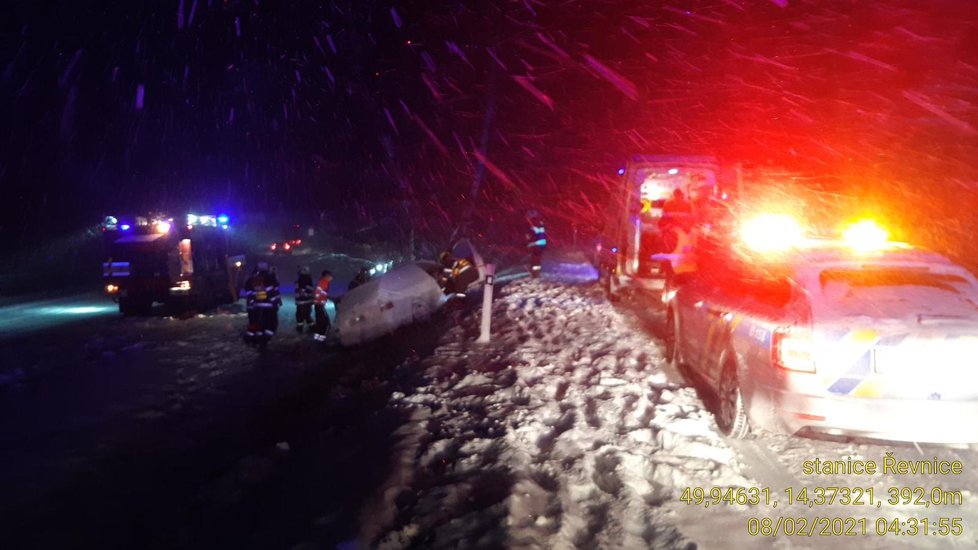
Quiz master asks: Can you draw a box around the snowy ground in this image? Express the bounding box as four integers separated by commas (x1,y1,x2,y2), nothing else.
5,253,978,549
340,256,978,550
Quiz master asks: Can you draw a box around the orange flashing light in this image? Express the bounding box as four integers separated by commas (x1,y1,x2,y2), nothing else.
842,220,889,252
740,214,805,253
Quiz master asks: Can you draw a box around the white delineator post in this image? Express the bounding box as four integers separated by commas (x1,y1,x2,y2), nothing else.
477,263,495,343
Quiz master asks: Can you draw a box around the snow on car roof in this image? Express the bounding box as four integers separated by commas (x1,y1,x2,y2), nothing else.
759,239,952,268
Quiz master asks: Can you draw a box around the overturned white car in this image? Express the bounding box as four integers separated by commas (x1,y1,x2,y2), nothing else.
336,262,447,347
336,240,489,347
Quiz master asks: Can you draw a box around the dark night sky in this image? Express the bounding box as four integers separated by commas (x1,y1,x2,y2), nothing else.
2,0,977,254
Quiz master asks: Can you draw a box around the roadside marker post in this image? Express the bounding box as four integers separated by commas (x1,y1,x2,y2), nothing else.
477,263,495,344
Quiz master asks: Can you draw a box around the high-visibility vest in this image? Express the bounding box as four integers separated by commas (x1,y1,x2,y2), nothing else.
528,224,547,248
670,227,697,275
314,278,330,305
452,258,473,279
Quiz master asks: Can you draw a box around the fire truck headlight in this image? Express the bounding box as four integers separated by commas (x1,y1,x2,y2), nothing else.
169,280,191,293
156,221,171,234
105,284,119,294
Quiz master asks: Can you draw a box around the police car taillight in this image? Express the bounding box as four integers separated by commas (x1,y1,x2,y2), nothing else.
771,327,815,372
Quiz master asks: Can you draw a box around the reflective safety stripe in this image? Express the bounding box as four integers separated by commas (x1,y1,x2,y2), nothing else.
825,329,879,395
254,302,276,308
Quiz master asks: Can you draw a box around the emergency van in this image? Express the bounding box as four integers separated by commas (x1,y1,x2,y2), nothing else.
594,155,724,301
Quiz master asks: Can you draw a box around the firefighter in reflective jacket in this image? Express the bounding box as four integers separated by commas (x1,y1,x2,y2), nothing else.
447,256,478,299
243,262,282,344
526,211,547,278
294,266,315,333
438,250,455,290
313,270,333,342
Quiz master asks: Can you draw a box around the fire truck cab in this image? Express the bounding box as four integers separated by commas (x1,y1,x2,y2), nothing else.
101,214,245,315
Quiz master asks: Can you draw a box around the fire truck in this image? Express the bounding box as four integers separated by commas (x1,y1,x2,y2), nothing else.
101,213,245,315
594,155,727,301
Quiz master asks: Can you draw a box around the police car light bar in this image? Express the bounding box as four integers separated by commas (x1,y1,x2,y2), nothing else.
740,214,805,253
842,220,889,253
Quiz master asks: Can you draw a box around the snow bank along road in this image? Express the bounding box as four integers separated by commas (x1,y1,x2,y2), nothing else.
4,255,978,549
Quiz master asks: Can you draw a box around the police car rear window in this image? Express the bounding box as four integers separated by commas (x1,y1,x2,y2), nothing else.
819,268,966,292
818,268,978,318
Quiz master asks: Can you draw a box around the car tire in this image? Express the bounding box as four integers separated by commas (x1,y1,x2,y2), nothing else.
716,348,750,439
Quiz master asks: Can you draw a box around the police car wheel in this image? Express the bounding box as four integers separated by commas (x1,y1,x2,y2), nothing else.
716,350,750,439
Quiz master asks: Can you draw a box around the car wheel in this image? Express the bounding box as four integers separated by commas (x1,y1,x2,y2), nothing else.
716,349,750,439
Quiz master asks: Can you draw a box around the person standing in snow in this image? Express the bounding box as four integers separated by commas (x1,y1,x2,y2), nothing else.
242,261,281,346
313,270,333,342
266,263,282,335
526,210,547,279
294,266,315,333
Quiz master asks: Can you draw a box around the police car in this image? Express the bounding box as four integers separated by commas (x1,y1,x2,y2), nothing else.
666,216,978,444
